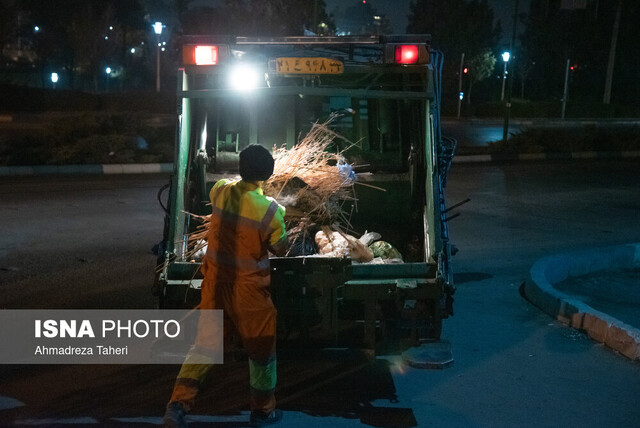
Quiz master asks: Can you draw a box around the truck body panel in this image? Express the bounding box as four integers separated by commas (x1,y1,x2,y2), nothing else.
155,35,456,354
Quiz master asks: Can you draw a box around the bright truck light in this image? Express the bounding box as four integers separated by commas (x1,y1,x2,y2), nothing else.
229,64,261,91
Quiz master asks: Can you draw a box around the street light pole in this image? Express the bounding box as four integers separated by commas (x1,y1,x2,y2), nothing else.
156,43,160,92
561,59,570,119
603,0,622,105
503,0,519,144
457,52,465,119
105,67,112,92
500,52,510,102
153,22,163,93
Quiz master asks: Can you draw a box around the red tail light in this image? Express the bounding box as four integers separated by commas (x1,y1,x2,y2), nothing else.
395,45,419,64
194,45,218,65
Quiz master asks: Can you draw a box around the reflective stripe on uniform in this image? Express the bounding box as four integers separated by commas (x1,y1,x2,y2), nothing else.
260,201,279,230
211,201,279,235
204,250,270,271
248,357,277,391
211,205,264,230
176,360,214,381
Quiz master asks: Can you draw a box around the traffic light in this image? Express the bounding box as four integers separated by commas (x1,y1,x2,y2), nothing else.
463,67,469,74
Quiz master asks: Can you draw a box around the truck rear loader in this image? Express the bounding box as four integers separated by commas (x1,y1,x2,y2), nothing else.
154,34,458,356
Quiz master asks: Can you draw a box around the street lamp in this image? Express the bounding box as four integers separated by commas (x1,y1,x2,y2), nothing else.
153,21,163,92
500,51,510,101
105,67,112,92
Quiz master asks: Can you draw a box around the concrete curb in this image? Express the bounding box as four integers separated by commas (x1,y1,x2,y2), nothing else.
0,163,173,176
454,150,640,164
521,243,640,361
1,150,639,176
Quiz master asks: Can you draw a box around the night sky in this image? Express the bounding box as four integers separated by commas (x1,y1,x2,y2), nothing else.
325,0,531,45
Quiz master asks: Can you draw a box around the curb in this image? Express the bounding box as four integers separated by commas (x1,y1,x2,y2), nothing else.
454,150,640,164
0,163,173,177
1,150,639,177
520,243,640,361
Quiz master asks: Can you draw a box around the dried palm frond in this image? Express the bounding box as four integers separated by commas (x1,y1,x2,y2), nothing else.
264,116,357,229
181,212,210,262
180,116,374,260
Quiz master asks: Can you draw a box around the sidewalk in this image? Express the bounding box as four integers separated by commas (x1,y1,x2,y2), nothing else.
520,243,640,361
0,163,173,176
453,150,640,163
442,117,640,127
2,150,640,177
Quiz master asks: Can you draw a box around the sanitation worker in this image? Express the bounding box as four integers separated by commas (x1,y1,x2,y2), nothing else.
164,144,287,428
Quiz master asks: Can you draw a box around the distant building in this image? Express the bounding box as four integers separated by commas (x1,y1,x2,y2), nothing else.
335,1,392,36
1,10,38,65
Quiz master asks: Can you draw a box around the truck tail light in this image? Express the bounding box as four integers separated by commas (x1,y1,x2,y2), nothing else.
385,43,428,65
395,45,419,64
194,45,218,65
183,44,222,65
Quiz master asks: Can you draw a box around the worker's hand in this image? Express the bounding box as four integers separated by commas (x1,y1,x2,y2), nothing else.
269,238,288,257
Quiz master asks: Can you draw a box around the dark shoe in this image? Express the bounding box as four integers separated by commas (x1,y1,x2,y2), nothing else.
249,409,283,427
163,401,187,428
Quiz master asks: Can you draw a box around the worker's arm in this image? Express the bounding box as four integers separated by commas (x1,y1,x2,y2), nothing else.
268,204,288,257
208,178,231,205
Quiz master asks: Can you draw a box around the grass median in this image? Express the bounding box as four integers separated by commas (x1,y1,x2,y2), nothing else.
456,125,640,156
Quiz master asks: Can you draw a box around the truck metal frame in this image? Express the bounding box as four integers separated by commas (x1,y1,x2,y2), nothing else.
154,34,456,354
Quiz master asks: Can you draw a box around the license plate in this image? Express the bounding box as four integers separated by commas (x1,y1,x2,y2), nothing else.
275,57,344,74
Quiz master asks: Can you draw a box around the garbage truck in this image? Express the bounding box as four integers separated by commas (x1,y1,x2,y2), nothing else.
154,34,458,355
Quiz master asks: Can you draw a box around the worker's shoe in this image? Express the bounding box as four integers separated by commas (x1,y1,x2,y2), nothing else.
249,409,283,427
163,401,187,428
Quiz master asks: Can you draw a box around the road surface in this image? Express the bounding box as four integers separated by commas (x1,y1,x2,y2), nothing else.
1,159,639,427
442,118,640,147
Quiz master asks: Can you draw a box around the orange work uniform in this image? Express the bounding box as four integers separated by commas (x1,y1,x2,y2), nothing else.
170,179,287,414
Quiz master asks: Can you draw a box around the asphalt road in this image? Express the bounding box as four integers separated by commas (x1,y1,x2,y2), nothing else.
3,115,639,149
1,159,640,427
441,118,640,147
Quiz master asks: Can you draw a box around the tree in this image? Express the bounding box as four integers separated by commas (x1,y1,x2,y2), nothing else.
336,1,392,35
407,0,500,107
408,0,499,59
219,0,334,36
518,0,640,105
519,0,597,101
0,1,16,52
17,0,148,91
466,49,496,104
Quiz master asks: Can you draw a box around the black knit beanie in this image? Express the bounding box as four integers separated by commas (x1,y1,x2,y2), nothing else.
238,144,274,181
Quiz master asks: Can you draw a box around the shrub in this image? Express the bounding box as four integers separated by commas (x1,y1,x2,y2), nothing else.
0,134,51,165
0,112,175,166
487,127,640,154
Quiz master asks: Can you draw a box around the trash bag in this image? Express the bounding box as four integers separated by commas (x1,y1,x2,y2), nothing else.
287,232,317,256
315,228,374,262
369,241,403,261
359,231,381,246
315,230,350,258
